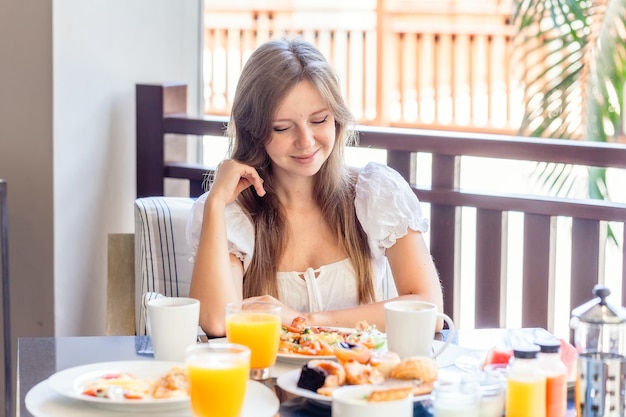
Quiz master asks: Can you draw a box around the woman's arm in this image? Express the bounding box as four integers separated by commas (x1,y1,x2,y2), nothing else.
189,199,243,337
189,160,266,337
384,228,445,330
385,229,442,309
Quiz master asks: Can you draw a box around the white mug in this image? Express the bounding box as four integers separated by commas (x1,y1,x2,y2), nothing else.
332,385,413,417
147,297,200,362
384,300,455,359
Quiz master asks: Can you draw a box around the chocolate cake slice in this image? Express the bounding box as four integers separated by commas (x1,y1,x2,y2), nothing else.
296,362,328,392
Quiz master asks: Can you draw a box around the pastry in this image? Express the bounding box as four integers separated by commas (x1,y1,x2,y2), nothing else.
410,380,435,396
343,359,385,385
369,351,402,378
389,356,438,382
367,384,413,402
151,367,188,398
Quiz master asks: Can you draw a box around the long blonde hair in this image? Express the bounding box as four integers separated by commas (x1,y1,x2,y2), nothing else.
227,37,375,304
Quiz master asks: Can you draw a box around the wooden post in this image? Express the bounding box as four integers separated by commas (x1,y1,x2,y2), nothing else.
135,83,187,197
375,0,389,126
429,154,460,322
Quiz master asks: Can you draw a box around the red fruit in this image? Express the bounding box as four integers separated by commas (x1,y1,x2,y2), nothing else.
483,347,513,368
559,338,578,378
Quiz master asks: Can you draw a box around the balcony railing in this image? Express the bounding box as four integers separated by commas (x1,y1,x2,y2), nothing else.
137,83,626,339
203,0,520,134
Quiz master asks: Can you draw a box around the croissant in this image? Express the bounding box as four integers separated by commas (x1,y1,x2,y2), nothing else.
389,356,438,383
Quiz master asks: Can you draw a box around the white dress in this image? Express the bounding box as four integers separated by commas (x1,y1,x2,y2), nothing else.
187,162,429,313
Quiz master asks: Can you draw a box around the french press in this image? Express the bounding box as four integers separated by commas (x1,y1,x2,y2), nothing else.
570,285,626,417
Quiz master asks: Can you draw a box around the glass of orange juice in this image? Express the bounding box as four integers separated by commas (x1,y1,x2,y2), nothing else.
185,343,250,417
225,301,282,380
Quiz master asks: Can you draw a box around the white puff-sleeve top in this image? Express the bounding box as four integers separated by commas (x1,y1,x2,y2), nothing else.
187,162,429,313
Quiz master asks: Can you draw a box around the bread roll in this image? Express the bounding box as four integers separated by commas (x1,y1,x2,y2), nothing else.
389,356,438,383
343,360,385,385
368,351,402,378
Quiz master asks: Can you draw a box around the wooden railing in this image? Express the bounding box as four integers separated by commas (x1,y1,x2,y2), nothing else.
203,0,519,134
137,83,626,337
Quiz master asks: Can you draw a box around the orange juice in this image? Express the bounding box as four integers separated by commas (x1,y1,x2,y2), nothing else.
188,361,249,417
546,374,567,417
186,344,250,417
226,312,281,369
536,339,568,417
506,346,546,417
506,378,546,417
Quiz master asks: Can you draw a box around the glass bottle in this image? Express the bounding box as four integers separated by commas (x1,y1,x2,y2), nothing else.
505,345,546,417
462,371,505,417
432,378,480,417
536,338,567,417
478,371,505,417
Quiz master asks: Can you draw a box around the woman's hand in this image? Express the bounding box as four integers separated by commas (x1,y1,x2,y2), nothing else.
244,295,307,326
208,159,266,206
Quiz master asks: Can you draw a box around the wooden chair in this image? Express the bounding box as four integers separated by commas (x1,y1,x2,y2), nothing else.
133,196,195,335
106,196,195,336
106,233,135,336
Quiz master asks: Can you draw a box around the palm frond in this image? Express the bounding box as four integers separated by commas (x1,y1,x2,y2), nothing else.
513,0,626,247
585,0,626,143
513,0,591,139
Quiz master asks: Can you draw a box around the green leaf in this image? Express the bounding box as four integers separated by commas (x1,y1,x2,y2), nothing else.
513,0,626,247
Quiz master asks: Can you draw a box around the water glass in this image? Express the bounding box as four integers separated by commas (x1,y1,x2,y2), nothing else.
477,372,505,417
185,343,250,417
225,301,281,380
432,379,481,417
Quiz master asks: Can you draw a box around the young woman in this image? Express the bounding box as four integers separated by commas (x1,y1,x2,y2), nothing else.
188,37,443,337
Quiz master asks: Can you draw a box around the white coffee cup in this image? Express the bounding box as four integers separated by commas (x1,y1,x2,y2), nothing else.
332,385,413,417
384,300,455,359
147,297,200,362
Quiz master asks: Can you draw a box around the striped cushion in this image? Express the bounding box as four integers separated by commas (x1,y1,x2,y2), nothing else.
134,197,194,335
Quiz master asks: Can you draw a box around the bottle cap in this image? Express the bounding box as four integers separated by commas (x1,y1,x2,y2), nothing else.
535,338,561,353
512,345,539,359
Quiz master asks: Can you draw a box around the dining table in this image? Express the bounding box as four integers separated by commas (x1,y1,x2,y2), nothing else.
17,328,576,417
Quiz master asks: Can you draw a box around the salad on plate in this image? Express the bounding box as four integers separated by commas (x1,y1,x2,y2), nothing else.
279,317,386,358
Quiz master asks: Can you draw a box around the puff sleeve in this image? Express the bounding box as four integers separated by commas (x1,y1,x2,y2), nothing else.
186,192,255,271
355,162,429,260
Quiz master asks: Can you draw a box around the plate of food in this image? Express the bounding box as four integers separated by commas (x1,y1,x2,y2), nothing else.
275,354,437,406
278,318,386,364
47,360,189,411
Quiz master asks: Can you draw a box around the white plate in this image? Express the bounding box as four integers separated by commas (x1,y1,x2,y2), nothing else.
47,360,188,411
454,351,487,373
277,351,337,364
276,368,431,406
27,377,278,417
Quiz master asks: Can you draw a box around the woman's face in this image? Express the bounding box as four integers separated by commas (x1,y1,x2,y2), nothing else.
265,80,336,180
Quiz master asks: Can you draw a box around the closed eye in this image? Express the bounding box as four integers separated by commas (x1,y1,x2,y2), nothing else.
312,115,328,125
272,114,329,132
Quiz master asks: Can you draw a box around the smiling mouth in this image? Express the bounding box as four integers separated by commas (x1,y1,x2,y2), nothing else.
292,151,317,161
